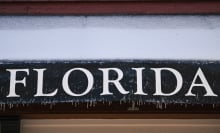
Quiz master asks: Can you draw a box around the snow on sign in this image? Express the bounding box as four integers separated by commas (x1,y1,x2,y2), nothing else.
0,60,220,114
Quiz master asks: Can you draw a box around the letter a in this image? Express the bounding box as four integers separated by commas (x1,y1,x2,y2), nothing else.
186,68,217,96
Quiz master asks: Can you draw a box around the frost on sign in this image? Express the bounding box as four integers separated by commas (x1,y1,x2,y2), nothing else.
0,60,220,113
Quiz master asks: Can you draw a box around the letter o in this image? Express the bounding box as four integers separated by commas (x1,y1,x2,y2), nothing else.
62,68,94,96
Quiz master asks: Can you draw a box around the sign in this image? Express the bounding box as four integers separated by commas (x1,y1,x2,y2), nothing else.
0,60,220,114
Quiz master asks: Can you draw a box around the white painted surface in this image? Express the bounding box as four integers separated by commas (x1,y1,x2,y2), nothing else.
0,15,220,60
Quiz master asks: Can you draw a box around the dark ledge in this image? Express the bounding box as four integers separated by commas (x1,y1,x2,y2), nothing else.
0,1,220,15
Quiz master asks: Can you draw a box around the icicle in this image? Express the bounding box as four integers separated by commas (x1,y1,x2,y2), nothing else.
3,104,5,112
94,101,96,107
89,100,93,107
185,103,187,108
86,102,89,109
49,103,53,109
108,101,111,106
